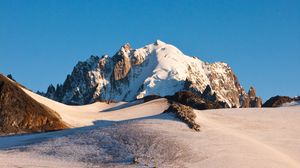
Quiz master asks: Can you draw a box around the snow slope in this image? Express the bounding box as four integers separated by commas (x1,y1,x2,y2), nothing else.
22,88,168,127
1,88,300,168
192,107,300,168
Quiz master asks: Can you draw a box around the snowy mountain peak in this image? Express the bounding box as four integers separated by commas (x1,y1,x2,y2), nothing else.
117,43,132,58
154,39,166,46
43,41,261,107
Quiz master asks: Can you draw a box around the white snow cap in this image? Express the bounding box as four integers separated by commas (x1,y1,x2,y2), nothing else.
154,39,166,46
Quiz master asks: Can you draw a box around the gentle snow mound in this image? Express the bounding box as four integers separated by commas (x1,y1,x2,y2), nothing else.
22,88,169,127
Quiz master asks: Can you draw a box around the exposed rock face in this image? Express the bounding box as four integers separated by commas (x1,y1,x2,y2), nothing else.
112,43,132,81
263,96,294,107
248,86,257,98
164,102,200,131
0,74,68,135
250,97,263,107
42,40,261,107
201,85,217,102
240,86,262,108
45,84,56,99
166,91,228,110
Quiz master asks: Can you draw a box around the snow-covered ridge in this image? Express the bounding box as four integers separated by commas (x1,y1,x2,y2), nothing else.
44,40,259,107
24,88,168,127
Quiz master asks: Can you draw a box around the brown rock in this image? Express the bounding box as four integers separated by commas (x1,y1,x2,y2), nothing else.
240,86,262,108
164,102,200,131
240,94,250,108
112,44,132,81
0,74,68,135
250,97,262,108
248,86,257,99
166,91,228,110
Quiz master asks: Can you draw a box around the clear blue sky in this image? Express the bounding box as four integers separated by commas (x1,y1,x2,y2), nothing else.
0,0,299,101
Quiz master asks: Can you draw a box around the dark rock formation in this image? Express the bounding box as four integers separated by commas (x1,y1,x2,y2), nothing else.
0,74,68,135
166,91,228,110
164,102,200,131
250,97,263,108
201,85,217,102
263,96,294,107
45,84,56,99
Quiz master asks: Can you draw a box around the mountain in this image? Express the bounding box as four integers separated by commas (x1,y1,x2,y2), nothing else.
43,40,261,107
263,95,300,107
0,74,68,135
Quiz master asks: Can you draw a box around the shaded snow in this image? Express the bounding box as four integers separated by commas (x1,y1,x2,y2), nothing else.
1,88,300,168
1,106,300,168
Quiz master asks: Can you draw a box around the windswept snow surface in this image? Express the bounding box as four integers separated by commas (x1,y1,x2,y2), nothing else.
22,88,168,127
0,89,300,167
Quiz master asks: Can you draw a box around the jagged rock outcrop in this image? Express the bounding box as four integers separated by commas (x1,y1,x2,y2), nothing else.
240,86,262,108
112,43,132,81
45,84,56,99
248,86,257,98
166,91,228,110
250,97,262,107
164,102,201,131
42,40,261,107
201,85,217,102
0,74,68,135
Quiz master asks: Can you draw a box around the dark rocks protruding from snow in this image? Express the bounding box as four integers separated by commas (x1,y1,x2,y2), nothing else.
43,55,114,105
164,102,200,131
45,84,56,99
262,95,294,107
166,91,228,110
201,85,217,102
0,74,68,135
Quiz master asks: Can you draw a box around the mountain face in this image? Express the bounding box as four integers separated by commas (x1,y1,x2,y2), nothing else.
263,96,300,107
43,40,261,107
0,74,68,135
